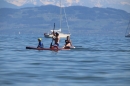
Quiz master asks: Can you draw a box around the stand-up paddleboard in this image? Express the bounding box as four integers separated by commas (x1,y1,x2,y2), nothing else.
26,46,71,51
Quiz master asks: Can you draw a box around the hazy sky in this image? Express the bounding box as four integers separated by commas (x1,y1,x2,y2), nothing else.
2,0,130,12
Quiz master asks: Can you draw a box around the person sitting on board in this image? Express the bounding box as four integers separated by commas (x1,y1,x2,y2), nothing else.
51,32,60,49
37,38,43,48
63,36,73,49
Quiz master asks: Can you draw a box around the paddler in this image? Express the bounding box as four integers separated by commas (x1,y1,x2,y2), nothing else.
50,32,60,49
37,38,43,48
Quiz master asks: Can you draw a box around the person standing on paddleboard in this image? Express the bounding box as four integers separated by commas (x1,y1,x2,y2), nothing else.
52,32,60,47
37,38,43,48
50,23,60,49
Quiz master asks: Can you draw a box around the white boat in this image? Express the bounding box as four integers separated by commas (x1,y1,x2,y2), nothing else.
44,29,70,38
125,20,130,37
44,0,71,38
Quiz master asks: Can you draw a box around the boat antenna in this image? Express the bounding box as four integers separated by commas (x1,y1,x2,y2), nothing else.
60,0,62,31
64,7,71,34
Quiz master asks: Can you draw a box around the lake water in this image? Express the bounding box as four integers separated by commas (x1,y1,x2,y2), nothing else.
0,34,130,86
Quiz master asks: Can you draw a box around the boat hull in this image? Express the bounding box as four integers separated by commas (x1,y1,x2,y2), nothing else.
125,34,130,37
44,33,53,38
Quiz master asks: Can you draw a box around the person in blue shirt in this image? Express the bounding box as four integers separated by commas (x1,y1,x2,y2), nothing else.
37,38,43,48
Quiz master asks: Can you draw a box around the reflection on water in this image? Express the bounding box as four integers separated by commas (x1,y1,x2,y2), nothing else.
0,34,130,86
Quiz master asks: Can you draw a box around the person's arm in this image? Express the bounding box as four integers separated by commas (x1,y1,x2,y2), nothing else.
70,40,73,46
52,31,55,36
58,37,60,43
52,32,56,40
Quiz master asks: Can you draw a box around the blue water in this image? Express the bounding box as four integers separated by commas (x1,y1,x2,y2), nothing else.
0,34,130,86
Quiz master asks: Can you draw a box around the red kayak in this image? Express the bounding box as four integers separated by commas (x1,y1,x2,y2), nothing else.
26,46,71,50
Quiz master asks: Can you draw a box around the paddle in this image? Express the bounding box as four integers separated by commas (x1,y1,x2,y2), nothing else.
74,46,82,47
50,23,55,48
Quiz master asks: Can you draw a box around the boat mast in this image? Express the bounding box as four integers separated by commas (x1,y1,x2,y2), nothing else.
60,0,62,30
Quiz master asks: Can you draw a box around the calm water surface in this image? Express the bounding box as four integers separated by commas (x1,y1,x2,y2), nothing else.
0,34,130,86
